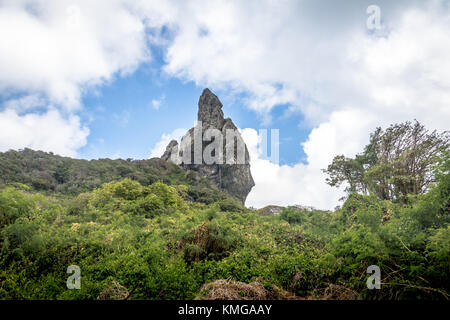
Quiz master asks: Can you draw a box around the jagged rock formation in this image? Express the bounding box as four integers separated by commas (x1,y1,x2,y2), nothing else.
161,88,255,204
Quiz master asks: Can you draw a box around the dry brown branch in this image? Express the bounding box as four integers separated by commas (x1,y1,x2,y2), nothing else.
196,277,301,300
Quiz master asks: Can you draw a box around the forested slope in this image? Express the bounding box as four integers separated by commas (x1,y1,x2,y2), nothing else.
0,148,230,204
0,121,448,300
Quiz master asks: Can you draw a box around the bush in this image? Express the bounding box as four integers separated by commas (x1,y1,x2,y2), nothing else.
217,198,245,213
1,171,449,300
280,207,306,225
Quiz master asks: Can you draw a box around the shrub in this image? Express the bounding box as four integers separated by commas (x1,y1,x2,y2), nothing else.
181,221,238,263
280,207,306,225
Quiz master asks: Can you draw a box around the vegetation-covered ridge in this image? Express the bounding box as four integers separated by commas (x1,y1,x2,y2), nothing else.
0,148,233,205
0,121,448,300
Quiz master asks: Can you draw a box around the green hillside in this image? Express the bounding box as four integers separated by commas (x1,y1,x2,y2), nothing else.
0,122,449,300
0,148,231,205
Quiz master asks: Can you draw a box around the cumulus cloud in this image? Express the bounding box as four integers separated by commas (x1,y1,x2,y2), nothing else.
0,108,89,157
241,108,376,209
1,0,449,209
0,0,151,156
3,94,46,112
150,0,450,209
151,99,161,110
155,1,449,124
241,128,344,210
0,0,150,109
149,128,187,159
151,94,165,110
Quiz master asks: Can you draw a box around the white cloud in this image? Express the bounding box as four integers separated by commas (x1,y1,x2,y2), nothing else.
0,0,151,156
240,128,343,210
157,1,449,125
1,0,449,209
150,0,450,210
0,0,150,109
3,94,46,112
149,128,186,159
151,99,161,110
151,94,165,110
0,108,89,157
241,109,376,209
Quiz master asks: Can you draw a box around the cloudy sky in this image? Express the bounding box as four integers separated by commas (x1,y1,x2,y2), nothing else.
1,0,449,210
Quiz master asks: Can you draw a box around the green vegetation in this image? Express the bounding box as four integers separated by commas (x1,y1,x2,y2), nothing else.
0,148,228,205
0,121,448,300
324,120,449,202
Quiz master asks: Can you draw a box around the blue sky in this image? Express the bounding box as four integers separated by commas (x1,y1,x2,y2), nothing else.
0,0,449,209
77,45,309,165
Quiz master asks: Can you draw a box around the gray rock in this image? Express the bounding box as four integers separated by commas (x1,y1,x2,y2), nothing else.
198,88,225,128
257,205,284,216
161,88,255,204
161,140,178,161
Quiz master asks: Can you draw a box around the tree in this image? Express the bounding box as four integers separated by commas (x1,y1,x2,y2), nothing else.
324,120,449,201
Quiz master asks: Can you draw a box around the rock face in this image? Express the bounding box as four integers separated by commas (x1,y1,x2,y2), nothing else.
161,88,255,204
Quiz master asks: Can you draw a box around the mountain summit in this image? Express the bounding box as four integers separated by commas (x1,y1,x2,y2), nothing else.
161,88,255,204
197,88,225,128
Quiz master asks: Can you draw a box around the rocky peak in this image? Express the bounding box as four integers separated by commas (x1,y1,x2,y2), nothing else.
161,140,178,162
198,88,225,128
161,89,255,204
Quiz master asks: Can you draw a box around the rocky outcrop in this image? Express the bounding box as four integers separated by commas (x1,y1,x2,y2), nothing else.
161,88,255,204
161,140,179,162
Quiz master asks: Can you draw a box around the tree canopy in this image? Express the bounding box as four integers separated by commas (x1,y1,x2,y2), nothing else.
324,120,449,202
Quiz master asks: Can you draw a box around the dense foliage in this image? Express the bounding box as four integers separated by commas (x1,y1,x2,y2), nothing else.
0,148,228,205
0,123,448,300
0,165,448,299
324,121,449,202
